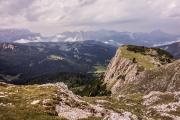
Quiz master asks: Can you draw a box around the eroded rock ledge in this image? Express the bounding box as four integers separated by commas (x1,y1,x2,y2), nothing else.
52,83,138,120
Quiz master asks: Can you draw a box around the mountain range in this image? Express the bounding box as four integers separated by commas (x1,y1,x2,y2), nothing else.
0,28,180,83
0,28,180,47
159,41,180,59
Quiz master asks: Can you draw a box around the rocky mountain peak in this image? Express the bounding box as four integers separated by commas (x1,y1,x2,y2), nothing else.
104,45,175,94
0,43,16,51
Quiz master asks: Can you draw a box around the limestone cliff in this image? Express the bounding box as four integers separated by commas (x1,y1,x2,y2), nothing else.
104,45,175,94
123,59,180,94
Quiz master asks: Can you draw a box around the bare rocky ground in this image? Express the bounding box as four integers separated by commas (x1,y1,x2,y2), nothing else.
0,82,138,120
143,91,180,120
1,82,180,120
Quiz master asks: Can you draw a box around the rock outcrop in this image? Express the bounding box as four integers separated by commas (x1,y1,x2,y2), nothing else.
104,45,176,94
125,60,180,94
0,43,16,50
1,81,180,119
0,82,139,120
54,83,138,120
143,91,180,120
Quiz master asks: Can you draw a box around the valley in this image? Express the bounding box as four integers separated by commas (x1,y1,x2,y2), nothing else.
0,43,180,120
0,41,116,84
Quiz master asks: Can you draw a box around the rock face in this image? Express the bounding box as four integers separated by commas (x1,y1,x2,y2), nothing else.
0,43,16,51
127,60,180,93
104,56,139,94
0,82,139,120
54,83,138,120
104,45,175,94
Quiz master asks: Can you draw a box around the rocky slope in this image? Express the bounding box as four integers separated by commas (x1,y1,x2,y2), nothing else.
104,45,174,94
0,82,140,120
1,81,180,120
102,45,180,119
120,59,180,94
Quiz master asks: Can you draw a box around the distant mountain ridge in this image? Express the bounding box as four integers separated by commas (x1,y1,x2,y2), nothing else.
0,28,179,47
55,30,180,47
159,41,180,59
0,28,41,43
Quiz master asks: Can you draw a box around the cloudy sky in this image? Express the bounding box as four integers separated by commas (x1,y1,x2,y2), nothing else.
0,0,180,35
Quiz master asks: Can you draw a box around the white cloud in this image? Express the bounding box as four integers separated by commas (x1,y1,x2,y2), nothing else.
0,0,180,35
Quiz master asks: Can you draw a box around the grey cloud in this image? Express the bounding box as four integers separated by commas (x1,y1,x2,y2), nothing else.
78,0,97,7
169,12,180,18
0,0,35,16
0,0,180,35
66,18,142,27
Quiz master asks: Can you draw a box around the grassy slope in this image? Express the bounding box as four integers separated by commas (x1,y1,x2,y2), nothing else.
83,93,146,119
24,72,110,97
0,83,108,120
0,84,66,120
0,83,178,120
89,65,107,73
119,45,173,70
120,46,154,69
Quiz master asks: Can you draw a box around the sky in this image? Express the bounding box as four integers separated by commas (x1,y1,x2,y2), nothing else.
0,0,180,35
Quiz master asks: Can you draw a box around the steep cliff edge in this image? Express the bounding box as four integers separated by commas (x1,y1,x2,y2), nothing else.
122,59,180,94
104,45,174,94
